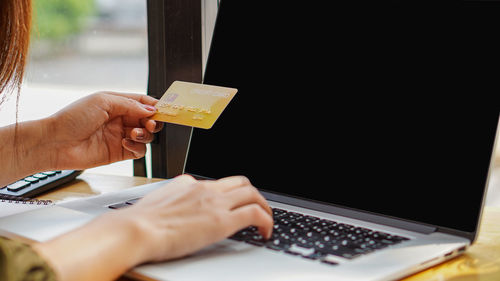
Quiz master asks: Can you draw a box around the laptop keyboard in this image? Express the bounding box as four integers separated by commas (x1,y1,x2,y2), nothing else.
108,200,410,265
229,208,410,265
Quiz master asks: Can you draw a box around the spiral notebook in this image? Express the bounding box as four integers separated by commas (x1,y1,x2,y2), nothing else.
0,195,53,218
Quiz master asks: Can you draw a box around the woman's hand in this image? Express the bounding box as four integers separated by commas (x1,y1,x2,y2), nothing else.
123,174,274,262
45,92,163,170
34,175,273,281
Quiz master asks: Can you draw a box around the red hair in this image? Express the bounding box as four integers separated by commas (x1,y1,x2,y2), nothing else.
0,0,32,105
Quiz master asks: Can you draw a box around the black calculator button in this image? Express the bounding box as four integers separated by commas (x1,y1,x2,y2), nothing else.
33,173,48,179
24,177,39,183
42,171,57,176
7,181,31,192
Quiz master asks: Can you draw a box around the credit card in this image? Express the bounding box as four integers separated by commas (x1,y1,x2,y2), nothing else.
151,81,238,129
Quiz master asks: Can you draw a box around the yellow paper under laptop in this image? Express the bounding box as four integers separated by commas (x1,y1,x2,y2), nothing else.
151,81,238,129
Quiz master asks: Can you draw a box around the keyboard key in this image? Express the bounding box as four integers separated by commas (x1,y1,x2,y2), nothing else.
287,244,315,256
245,240,265,247
42,171,57,176
284,249,301,256
302,251,325,260
126,198,142,205
108,202,130,209
321,255,340,265
265,244,283,251
321,260,339,265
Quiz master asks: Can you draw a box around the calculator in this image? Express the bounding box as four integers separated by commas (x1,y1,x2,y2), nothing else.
0,170,83,198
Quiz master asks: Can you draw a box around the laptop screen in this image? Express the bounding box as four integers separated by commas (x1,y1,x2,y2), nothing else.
185,2,499,233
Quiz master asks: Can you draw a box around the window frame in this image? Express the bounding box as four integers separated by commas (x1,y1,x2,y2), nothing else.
137,0,202,178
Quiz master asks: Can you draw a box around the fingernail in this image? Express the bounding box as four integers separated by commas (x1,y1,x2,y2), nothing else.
135,129,144,140
143,104,157,112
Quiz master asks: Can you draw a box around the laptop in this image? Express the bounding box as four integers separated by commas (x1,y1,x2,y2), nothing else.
1,2,499,280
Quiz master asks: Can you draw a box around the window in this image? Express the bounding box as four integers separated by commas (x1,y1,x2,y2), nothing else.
202,0,219,74
0,0,149,176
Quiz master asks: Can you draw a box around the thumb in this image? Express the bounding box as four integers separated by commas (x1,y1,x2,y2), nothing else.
102,94,157,120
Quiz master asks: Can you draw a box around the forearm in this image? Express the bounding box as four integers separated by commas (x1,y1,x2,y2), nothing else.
0,119,55,186
32,212,146,281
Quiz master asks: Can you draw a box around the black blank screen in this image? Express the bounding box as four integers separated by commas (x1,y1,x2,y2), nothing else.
185,2,499,233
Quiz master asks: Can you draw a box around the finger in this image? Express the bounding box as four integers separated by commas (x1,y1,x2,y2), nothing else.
124,116,164,131
225,186,272,216
104,92,159,106
124,127,154,143
230,204,274,239
122,139,147,159
172,174,198,184
142,119,164,133
200,176,251,192
139,118,163,133
100,93,157,121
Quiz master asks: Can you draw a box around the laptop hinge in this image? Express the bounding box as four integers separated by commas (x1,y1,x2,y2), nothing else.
261,191,437,235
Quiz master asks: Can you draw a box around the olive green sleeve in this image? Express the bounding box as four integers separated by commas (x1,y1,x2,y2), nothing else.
0,237,57,281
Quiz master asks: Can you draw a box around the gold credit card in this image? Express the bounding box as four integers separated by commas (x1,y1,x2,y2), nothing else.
151,81,238,129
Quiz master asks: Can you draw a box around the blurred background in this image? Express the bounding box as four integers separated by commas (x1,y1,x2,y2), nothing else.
0,0,148,176
0,0,499,207
28,0,148,90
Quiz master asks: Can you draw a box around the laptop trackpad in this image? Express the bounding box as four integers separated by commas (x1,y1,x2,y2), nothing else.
0,206,94,242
